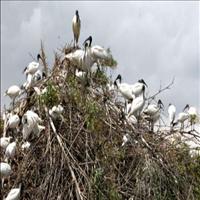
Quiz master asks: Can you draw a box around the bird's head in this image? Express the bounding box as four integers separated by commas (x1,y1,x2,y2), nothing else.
138,79,148,87
183,104,189,111
83,36,92,47
158,99,164,110
75,10,79,15
115,74,122,83
37,54,42,61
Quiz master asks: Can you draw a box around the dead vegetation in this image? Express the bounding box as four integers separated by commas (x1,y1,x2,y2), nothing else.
1,44,200,200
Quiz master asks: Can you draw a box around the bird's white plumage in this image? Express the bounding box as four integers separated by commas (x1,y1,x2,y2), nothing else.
126,115,137,125
72,11,81,46
4,85,21,100
122,133,131,147
115,78,135,101
143,104,159,116
49,105,64,118
24,61,39,75
91,45,111,60
75,69,86,78
131,82,146,97
7,114,20,129
0,137,12,149
22,110,44,140
21,141,31,150
5,184,21,200
5,141,16,159
168,104,176,125
0,162,11,178
177,112,189,123
127,90,145,118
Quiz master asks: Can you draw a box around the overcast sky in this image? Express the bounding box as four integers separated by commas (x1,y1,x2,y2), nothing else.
1,1,199,114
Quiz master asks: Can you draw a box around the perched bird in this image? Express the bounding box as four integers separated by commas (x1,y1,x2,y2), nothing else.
168,103,176,126
23,55,41,75
4,85,21,101
21,141,31,151
75,69,86,78
83,36,114,69
72,10,81,47
82,42,95,73
131,79,148,97
5,141,16,159
143,99,164,116
0,137,12,149
22,110,44,140
49,105,64,119
90,45,112,66
114,74,135,101
184,104,198,130
0,162,11,178
23,69,46,90
5,183,21,200
65,49,85,68
122,133,131,147
22,73,33,90
127,85,145,118
143,99,164,131
6,114,20,129
126,115,138,125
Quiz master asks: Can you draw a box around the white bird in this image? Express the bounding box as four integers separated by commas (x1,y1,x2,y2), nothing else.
23,69,45,90
168,103,176,126
184,104,198,130
126,115,138,125
91,45,112,63
72,10,81,47
33,69,46,82
127,85,145,118
106,82,115,92
49,105,64,119
65,48,94,72
6,114,20,129
143,99,164,131
23,55,41,75
143,99,164,116
114,74,135,101
0,137,12,149
122,133,131,147
4,85,21,100
21,141,31,150
82,42,95,73
83,36,116,72
0,162,11,178
23,110,42,124
75,69,86,78
22,110,44,140
5,183,21,200
5,141,16,159
131,79,148,97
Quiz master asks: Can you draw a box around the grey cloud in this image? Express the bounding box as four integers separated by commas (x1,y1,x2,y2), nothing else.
1,1,199,113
